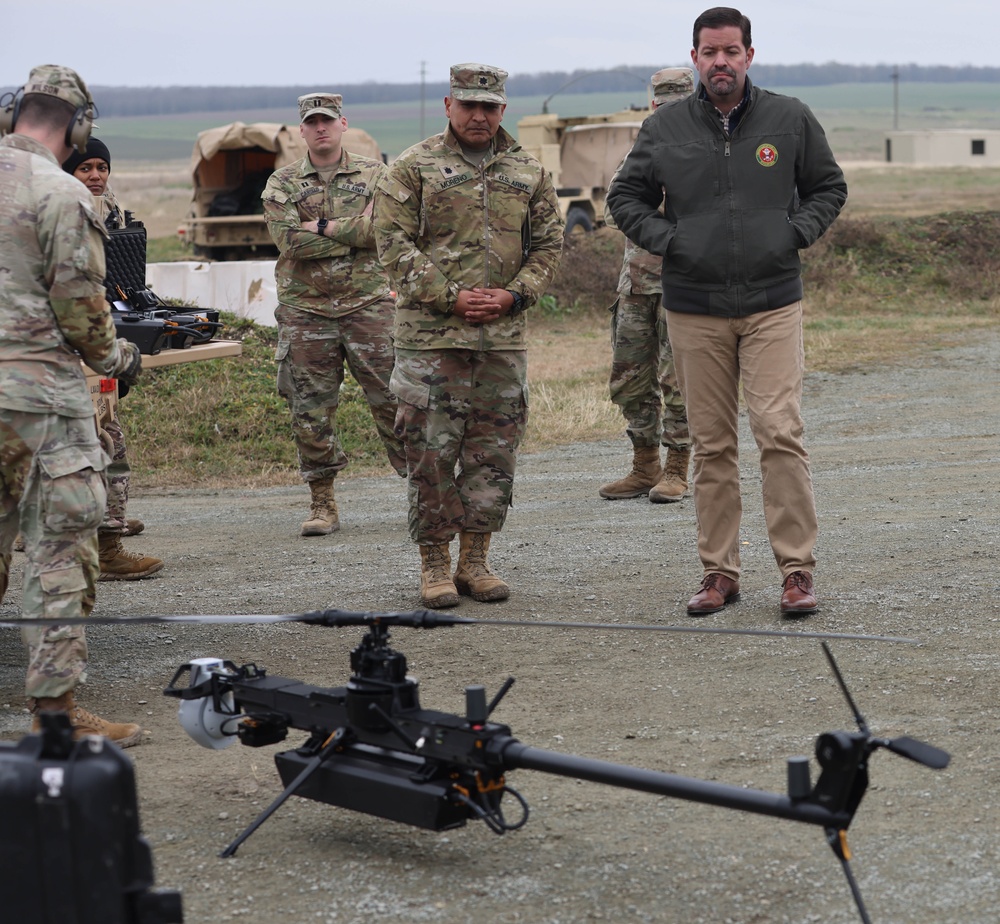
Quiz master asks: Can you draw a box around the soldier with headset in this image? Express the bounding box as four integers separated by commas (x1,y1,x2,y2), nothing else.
0,64,146,746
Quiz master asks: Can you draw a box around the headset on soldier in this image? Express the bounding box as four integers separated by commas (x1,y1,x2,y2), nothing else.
0,64,97,151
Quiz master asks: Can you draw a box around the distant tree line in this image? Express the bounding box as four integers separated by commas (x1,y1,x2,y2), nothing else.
4,64,998,117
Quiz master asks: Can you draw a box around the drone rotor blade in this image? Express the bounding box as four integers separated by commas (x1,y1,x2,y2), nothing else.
0,608,918,644
450,616,919,644
0,613,311,629
885,735,951,770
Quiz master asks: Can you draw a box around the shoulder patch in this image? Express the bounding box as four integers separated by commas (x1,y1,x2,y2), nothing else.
80,200,108,240
378,175,412,204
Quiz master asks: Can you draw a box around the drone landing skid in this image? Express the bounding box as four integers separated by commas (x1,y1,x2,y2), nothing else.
220,727,347,858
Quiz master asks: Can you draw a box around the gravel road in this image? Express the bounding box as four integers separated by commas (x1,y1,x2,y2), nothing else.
2,331,998,924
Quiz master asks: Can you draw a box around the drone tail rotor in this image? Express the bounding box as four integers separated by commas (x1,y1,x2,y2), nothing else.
883,735,951,770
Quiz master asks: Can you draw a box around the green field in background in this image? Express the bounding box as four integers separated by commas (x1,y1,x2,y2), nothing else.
96,83,1000,163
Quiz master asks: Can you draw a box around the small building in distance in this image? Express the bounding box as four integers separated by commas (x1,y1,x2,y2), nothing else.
884,130,1000,166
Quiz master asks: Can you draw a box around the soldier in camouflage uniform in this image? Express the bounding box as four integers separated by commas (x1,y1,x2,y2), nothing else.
264,92,405,537
0,65,145,746
600,68,695,504
64,136,164,579
374,63,563,607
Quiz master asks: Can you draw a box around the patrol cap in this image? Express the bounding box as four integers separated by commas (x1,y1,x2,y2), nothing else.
650,67,694,104
22,64,92,111
449,63,508,104
298,93,343,122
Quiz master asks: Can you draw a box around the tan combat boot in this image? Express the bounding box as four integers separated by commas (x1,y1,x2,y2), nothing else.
598,446,662,499
419,543,460,608
29,690,143,748
98,532,164,581
454,531,510,602
122,517,145,536
649,447,691,503
301,477,339,536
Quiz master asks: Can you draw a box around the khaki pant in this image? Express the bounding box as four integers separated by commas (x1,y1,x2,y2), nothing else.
666,302,817,581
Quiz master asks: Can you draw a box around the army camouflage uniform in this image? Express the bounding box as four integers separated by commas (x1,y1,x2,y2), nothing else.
59,133,162,577
96,185,125,229
92,186,137,533
264,144,405,482
0,122,139,699
600,68,694,503
608,239,689,452
99,412,130,531
374,77,563,549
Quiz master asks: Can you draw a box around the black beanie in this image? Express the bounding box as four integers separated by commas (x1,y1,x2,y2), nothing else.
63,136,112,175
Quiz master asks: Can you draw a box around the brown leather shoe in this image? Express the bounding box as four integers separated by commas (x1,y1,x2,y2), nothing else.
780,571,818,616
687,573,740,616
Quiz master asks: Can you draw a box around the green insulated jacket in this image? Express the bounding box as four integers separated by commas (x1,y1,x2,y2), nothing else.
374,125,563,350
607,79,847,317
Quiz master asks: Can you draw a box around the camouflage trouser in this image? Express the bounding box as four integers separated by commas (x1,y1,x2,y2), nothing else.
0,409,107,699
275,300,405,481
609,292,690,451
98,409,129,534
391,349,528,545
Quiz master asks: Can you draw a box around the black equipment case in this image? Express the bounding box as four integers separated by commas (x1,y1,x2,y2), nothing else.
0,713,183,924
105,217,222,355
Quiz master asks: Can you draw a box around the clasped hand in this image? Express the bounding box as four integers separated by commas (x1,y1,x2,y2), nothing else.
453,288,514,323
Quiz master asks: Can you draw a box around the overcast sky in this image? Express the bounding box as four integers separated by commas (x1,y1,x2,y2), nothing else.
2,0,993,90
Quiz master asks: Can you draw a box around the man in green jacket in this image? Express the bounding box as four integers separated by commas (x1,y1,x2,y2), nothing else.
374,63,563,608
607,7,847,618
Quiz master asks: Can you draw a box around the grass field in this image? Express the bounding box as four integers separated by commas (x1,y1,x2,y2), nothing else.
97,82,1000,162
95,86,1000,487
127,209,1000,488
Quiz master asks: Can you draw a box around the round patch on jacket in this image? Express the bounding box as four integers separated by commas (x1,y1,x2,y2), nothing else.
756,144,778,166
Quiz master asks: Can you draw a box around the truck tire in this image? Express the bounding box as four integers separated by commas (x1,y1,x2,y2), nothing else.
564,207,594,235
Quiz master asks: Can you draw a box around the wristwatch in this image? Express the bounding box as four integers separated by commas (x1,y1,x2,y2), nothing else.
506,290,526,315
316,218,329,236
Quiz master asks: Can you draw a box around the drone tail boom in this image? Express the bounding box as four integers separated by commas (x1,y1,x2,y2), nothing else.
497,740,851,830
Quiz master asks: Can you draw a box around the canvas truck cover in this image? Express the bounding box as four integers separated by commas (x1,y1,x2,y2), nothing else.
558,121,645,190
188,122,383,215
516,109,650,232
183,121,383,258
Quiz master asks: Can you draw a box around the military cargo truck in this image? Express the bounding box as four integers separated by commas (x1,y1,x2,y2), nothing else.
178,121,382,261
516,107,651,234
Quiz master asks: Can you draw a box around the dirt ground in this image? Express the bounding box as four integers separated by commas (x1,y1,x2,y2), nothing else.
2,331,998,924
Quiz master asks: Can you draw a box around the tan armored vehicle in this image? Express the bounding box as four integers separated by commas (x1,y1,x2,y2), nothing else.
517,107,651,234
179,121,382,261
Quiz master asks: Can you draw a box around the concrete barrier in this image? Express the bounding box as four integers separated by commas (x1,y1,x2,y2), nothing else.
146,261,279,327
